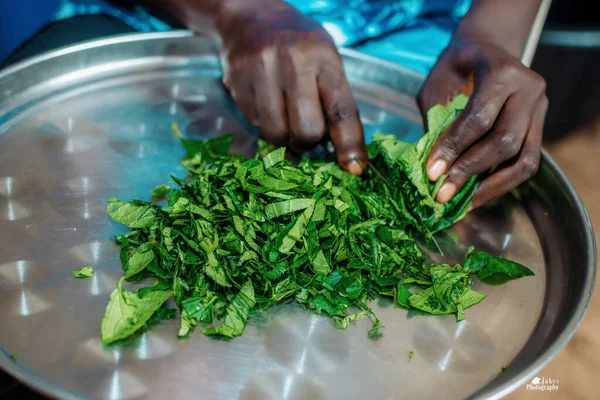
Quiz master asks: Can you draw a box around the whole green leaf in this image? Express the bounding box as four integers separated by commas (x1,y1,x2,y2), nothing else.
101,278,172,345
107,198,156,228
465,251,535,285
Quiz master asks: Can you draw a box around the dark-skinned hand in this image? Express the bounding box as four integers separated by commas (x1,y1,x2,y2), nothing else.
418,34,548,209
216,0,368,175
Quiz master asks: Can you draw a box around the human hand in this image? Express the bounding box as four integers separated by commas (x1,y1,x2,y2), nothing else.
216,0,367,174
417,35,548,208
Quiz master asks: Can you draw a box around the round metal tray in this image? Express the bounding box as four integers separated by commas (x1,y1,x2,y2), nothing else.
0,31,595,400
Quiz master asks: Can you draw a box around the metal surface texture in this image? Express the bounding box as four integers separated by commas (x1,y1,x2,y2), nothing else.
0,31,596,400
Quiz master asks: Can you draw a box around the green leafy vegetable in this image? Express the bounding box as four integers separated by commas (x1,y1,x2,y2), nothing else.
150,183,171,198
101,96,535,343
72,266,93,279
202,280,255,338
172,122,233,160
107,198,156,228
367,94,479,235
408,350,415,361
465,248,534,285
124,242,155,279
101,278,172,344
396,283,412,308
10,353,17,361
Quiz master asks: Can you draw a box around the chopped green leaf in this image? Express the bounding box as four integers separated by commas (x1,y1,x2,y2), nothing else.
263,147,286,169
100,96,535,343
397,283,412,308
124,243,154,279
73,266,93,279
202,280,255,338
150,183,171,198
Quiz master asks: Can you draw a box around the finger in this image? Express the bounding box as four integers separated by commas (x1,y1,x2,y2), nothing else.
254,84,288,145
318,65,367,175
471,95,548,208
246,49,289,144
222,60,259,127
230,87,259,127
436,92,536,203
426,75,512,182
286,79,326,153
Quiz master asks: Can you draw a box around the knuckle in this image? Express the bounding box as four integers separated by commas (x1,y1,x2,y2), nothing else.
310,37,341,59
258,46,276,66
497,133,521,158
495,62,520,82
520,155,539,178
465,105,494,133
533,73,547,93
226,54,244,72
295,125,325,144
262,127,288,143
439,134,462,161
449,161,471,181
326,102,359,124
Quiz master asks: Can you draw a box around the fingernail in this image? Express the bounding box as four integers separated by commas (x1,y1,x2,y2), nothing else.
427,159,447,181
346,160,363,176
437,182,457,203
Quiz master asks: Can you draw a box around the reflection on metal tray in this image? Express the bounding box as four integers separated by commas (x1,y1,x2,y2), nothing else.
0,31,595,400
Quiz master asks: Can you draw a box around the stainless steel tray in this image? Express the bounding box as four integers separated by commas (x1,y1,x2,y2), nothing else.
0,31,595,400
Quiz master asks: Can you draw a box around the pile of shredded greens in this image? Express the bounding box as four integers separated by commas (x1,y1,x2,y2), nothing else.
101,95,534,344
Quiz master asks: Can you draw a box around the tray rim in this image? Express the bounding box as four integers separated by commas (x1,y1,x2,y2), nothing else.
0,31,596,400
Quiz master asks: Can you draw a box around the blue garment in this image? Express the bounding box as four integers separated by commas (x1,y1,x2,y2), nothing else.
284,0,470,74
0,0,471,74
0,0,62,62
